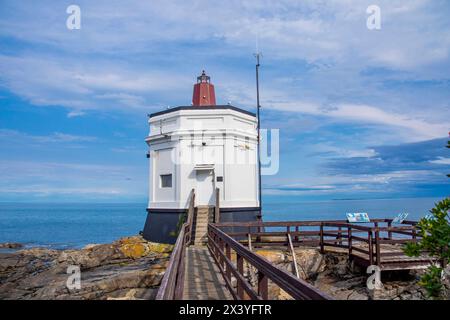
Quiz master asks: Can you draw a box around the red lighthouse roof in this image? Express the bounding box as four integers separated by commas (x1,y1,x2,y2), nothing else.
192,70,216,106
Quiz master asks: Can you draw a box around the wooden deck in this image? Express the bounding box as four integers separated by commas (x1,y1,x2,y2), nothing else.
219,219,435,272
350,243,433,270
183,246,232,300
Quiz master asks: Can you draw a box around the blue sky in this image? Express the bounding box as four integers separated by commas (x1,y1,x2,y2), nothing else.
0,0,449,202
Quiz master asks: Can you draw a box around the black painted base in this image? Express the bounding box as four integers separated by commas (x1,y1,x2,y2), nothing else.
217,207,262,240
142,207,261,244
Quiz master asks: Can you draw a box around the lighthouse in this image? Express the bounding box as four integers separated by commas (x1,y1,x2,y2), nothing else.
142,71,261,244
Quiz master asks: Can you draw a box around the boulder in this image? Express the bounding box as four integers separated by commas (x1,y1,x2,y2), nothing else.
0,243,23,249
254,249,286,264
292,248,325,280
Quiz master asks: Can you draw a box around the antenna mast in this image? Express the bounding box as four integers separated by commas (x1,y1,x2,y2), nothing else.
255,52,262,219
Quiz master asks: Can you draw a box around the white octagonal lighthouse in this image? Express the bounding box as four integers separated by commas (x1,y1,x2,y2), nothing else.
142,71,261,243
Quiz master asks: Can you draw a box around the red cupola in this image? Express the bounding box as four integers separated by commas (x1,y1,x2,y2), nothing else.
192,70,216,106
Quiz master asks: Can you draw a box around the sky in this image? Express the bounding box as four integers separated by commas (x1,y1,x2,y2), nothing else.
0,0,449,202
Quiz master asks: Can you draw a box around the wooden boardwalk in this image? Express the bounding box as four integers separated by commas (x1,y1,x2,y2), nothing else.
350,243,433,270
158,214,430,300
183,246,232,300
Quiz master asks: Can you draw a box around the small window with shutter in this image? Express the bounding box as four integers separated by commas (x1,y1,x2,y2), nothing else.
160,174,172,188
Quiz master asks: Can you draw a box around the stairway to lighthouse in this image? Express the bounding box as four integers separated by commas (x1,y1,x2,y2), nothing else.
183,204,232,299
192,205,214,246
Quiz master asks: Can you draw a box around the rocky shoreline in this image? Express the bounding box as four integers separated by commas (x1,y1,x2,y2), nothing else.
1,238,448,300
0,236,172,300
0,243,23,249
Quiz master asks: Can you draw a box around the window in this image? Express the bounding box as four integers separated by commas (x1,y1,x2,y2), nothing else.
216,176,223,182
160,174,172,188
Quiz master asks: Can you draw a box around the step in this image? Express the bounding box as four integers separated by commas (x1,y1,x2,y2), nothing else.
195,218,209,222
195,212,211,218
194,215,210,220
195,214,210,218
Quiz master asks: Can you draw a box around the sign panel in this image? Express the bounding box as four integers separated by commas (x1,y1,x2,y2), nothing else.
346,212,370,223
392,212,409,224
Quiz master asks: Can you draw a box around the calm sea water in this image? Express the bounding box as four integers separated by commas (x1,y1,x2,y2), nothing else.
0,197,442,249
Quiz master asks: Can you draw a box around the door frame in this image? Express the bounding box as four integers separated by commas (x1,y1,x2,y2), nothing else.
195,168,215,205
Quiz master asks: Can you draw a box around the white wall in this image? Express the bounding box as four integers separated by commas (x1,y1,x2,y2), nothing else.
152,147,176,203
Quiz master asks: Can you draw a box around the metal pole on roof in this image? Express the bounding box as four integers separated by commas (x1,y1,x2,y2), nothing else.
254,52,262,220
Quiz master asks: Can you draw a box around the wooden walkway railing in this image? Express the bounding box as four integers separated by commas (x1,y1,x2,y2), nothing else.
207,224,333,300
156,189,195,300
156,216,427,299
215,219,431,271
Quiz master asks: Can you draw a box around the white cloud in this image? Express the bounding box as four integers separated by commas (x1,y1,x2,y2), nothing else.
0,185,122,195
429,157,450,165
264,168,443,195
326,104,448,140
0,129,98,144
0,160,146,199
0,0,448,182
310,144,378,158
67,110,86,118
265,99,448,141
0,54,190,113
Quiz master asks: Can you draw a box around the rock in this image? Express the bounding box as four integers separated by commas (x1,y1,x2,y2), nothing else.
0,243,23,249
0,235,171,300
292,248,325,280
278,288,293,300
254,249,285,264
83,244,99,250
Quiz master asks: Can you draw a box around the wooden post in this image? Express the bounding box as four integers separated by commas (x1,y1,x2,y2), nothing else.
247,233,256,286
375,228,381,266
348,227,353,259
225,244,231,281
295,226,299,242
215,187,220,223
337,226,342,245
219,238,225,269
258,272,268,299
187,189,195,245
368,231,373,265
287,234,300,278
319,223,324,253
214,233,218,258
237,254,244,299
387,220,392,240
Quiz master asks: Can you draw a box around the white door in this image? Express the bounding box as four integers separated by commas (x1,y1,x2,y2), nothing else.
196,170,214,205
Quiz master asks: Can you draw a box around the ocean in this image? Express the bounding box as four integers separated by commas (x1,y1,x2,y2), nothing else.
0,197,443,249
